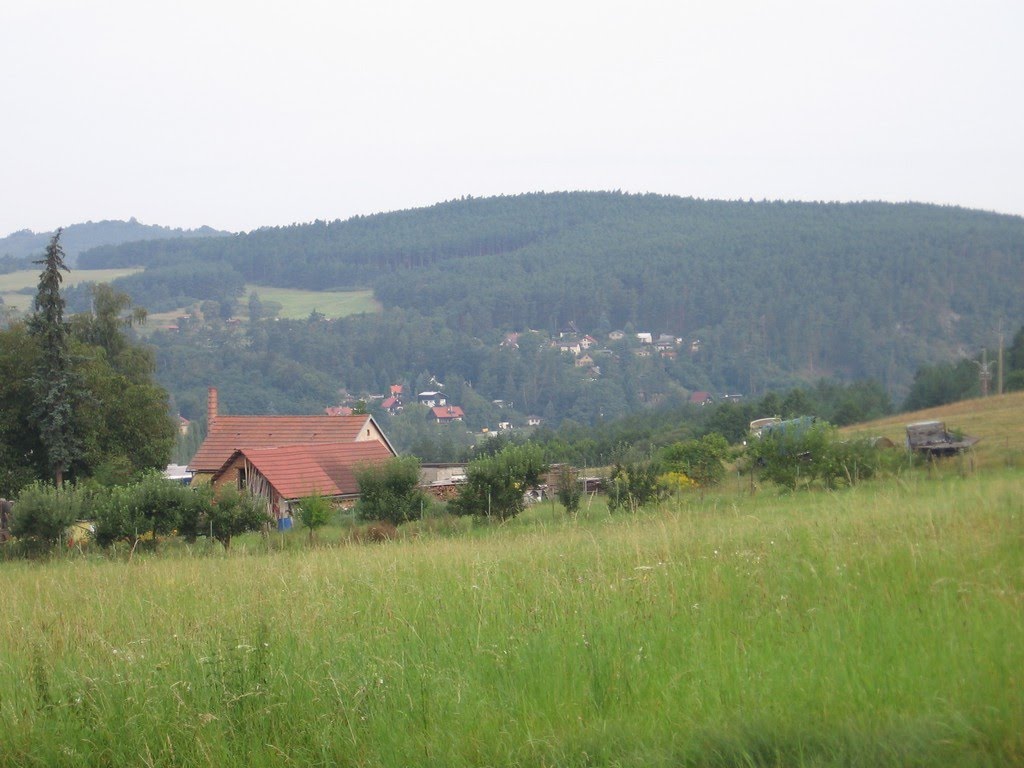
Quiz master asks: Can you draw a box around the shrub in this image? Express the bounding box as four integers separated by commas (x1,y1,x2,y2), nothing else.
607,461,664,512
355,456,426,526
365,521,398,542
659,470,694,494
660,433,729,487
745,420,881,490
817,438,881,489
555,465,582,514
10,481,88,550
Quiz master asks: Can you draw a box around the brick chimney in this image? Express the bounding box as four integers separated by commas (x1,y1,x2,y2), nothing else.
207,387,218,423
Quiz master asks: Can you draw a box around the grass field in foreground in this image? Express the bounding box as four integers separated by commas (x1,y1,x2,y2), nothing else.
0,268,142,311
0,466,1021,767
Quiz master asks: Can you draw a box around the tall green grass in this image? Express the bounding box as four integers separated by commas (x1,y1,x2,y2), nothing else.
1,469,1021,766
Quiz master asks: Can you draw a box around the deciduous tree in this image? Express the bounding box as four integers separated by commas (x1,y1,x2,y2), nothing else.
355,456,425,526
298,493,334,541
450,443,547,520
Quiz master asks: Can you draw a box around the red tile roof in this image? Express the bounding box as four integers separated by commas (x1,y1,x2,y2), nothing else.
213,441,394,500
189,414,391,472
431,405,464,420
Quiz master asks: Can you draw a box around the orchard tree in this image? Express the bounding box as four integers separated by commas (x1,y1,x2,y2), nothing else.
607,460,664,512
450,443,547,520
554,464,582,514
206,485,270,550
92,474,188,548
355,456,426,526
298,493,334,541
1006,325,1024,392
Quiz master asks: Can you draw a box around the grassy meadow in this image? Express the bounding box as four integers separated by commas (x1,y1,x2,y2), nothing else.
0,268,142,312
141,285,380,331
243,284,381,320
1,458,1022,766
1,268,378,324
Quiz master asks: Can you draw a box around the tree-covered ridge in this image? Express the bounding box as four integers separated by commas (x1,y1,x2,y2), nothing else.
79,195,570,284
82,192,1024,395
370,196,1022,389
1,218,228,267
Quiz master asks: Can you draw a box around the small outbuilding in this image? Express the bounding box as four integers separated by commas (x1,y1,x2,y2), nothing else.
905,421,979,456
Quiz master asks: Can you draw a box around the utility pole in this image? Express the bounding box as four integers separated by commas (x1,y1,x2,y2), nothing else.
996,321,1005,396
974,349,994,397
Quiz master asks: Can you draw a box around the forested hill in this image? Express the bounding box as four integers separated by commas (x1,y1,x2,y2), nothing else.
0,219,228,266
80,192,1024,392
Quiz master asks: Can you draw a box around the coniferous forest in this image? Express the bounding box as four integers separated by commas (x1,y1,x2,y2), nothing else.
63,192,1023,448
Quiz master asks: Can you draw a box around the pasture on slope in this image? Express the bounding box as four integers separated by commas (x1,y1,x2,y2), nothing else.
0,397,1021,766
0,268,141,312
242,284,380,320
844,390,1024,469
143,285,380,330
0,268,379,323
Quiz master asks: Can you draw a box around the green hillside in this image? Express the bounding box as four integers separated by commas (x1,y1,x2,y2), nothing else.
80,193,1024,397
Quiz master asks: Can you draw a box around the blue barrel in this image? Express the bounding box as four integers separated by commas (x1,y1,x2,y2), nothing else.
277,516,293,531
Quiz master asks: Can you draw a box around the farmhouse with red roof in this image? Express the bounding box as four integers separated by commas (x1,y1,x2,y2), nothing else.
189,388,396,520
210,441,394,520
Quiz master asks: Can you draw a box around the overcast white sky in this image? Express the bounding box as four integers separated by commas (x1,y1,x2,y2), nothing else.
2,0,1022,236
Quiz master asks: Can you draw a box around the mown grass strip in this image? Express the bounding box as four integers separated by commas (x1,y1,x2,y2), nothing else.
243,284,380,320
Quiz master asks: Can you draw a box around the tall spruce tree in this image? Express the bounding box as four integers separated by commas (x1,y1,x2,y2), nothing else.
28,229,80,486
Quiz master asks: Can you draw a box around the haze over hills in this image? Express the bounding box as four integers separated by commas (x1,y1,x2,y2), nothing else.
0,218,229,266
77,192,1023,401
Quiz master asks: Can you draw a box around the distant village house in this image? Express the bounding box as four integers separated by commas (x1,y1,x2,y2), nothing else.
429,405,465,423
418,391,447,408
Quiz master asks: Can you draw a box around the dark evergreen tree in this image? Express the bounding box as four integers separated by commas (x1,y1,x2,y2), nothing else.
27,230,80,486
1006,325,1024,389
902,359,979,411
